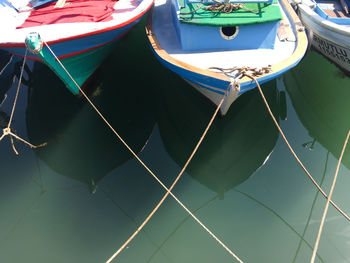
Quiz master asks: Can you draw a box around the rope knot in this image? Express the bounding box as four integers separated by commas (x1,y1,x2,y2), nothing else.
230,78,240,92
2,127,11,136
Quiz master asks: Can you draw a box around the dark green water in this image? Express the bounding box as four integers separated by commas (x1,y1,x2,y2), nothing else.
0,18,350,263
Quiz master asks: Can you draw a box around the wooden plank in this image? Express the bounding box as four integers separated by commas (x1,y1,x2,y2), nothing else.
323,8,350,17
278,19,296,41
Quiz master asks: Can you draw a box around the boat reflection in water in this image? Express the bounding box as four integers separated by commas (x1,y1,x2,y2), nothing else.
156,77,284,197
0,51,30,129
284,50,350,168
0,50,19,107
25,57,156,193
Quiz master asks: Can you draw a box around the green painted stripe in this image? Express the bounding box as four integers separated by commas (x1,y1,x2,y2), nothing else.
49,41,118,95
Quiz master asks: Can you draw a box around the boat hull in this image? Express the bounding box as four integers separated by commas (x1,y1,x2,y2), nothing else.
2,18,141,94
50,38,121,94
311,32,350,74
149,44,300,115
297,4,350,74
179,66,288,115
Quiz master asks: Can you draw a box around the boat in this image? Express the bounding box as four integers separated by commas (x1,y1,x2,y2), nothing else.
156,75,284,198
291,0,350,75
284,50,350,168
0,0,154,95
146,0,307,115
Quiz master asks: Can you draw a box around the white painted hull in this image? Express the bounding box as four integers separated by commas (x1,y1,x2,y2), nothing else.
312,33,350,73
297,3,350,74
183,78,240,115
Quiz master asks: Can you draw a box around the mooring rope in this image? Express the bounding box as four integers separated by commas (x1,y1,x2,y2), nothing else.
106,83,244,263
203,0,258,13
209,66,271,80
244,73,350,221
0,49,47,154
310,130,350,263
182,0,258,15
41,42,244,263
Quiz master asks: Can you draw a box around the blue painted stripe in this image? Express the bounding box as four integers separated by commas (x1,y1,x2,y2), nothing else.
150,39,303,98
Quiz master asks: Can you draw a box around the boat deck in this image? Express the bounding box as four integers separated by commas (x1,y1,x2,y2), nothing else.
324,9,350,18
317,0,350,18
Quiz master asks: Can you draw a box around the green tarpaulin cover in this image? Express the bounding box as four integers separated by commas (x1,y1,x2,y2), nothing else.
179,0,283,26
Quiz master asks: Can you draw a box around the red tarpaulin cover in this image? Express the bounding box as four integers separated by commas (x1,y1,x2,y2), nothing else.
17,0,117,28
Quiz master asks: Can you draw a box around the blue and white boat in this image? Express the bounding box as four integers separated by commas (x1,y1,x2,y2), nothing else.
146,0,307,115
291,0,350,74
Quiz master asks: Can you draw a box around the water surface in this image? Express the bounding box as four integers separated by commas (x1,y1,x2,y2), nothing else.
0,19,350,263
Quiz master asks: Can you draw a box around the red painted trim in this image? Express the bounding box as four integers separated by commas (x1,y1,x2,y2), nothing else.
0,0,153,48
14,54,42,61
0,43,25,48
